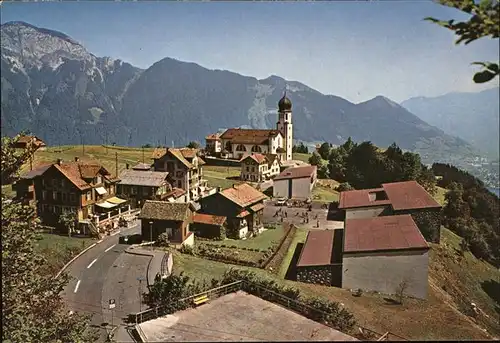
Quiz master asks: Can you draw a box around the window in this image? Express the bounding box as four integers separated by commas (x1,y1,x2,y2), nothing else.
117,185,122,194
177,180,182,188
236,144,246,151
52,179,57,187
61,179,66,188
131,187,137,195
176,171,183,178
246,166,249,172
62,193,68,202
48,205,53,213
70,193,76,203
41,179,45,187
42,191,47,201
52,191,57,200
110,186,114,195
123,185,129,193
143,187,149,196
251,145,262,153
86,191,92,201
54,206,61,215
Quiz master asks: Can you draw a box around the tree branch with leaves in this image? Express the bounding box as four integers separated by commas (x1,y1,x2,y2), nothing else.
425,0,499,83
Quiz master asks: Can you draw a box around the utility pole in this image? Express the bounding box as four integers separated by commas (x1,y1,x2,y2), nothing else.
149,221,153,250
142,146,145,163
105,131,108,155
115,152,118,178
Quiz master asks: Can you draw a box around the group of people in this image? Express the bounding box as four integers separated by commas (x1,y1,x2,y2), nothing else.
272,206,321,227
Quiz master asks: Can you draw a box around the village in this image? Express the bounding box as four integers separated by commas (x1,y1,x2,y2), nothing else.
5,94,460,342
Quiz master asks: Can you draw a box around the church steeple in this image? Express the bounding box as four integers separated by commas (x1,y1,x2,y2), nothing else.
276,87,293,161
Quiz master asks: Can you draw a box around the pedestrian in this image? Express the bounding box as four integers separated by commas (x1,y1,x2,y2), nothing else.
285,211,287,218
317,219,320,228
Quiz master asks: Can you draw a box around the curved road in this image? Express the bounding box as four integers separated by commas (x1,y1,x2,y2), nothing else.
62,222,149,342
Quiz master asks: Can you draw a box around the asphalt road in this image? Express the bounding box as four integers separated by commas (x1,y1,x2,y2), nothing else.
62,221,146,342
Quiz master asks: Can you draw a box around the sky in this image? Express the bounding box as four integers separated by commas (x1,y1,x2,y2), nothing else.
1,1,498,103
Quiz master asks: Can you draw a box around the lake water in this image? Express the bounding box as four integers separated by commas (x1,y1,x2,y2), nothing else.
487,187,500,197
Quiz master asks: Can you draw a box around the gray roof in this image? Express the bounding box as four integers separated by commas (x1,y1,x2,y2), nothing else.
20,164,51,179
139,201,191,221
118,170,169,187
132,163,152,171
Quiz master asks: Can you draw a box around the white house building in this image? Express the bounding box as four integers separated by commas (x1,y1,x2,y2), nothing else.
205,93,294,161
240,153,281,182
273,165,317,200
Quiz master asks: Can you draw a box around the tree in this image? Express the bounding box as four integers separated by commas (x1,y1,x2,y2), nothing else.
337,182,354,192
425,0,499,83
318,142,331,160
58,211,77,237
317,164,329,179
308,152,323,166
395,279,410,305
2,135,96,342
293,142,309,154
186,141,200,149
142,143,152,148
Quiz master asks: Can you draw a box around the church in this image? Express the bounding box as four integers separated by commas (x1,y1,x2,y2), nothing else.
205,93,294,161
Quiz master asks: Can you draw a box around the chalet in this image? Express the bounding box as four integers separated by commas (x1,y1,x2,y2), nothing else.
273,165,317,200
13,158,128,232
191,213,227,240
338,180,442,243
117,167,171,208
14,135,47,151
138,201,195,247
152,147,212,202
200,183,268,239
240,153,281,182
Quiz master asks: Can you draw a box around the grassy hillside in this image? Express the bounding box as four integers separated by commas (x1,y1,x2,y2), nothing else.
173,225,499,340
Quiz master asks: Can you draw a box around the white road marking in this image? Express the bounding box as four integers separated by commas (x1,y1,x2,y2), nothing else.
105,244,117,253
87,258,98,269
110,231,120,237
74,280,81,293
97,239,103,243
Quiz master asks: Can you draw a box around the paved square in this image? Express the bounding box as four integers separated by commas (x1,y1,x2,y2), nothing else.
138,291,357,341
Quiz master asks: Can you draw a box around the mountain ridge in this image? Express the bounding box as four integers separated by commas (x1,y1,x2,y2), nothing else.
0,21,481,165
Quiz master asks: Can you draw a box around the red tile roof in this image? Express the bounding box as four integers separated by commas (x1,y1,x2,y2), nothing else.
274,165,317,181
205,133,221,141
220,128,281,145
164,187,187,199
240,153,267,164
220,183,268,208
51,162,111,190
344,214,429,254
382,181,441,210
192,213,227,226
297,230,335,267
338,188,392,209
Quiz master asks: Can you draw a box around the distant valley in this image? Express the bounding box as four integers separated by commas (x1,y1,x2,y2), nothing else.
402,88,500,159
0,21,489,170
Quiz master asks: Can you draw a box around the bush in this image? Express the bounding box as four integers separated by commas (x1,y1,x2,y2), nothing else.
156,233,170,247
336,182,354,192
180,244,195,255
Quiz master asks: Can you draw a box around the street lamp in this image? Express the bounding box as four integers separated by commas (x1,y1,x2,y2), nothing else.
149,221,153,250
137,276,145,313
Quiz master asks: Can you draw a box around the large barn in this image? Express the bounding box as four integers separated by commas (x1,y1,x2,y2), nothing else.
273,165,317,200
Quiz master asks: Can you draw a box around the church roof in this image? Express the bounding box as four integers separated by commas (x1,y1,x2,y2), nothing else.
220,128,281,145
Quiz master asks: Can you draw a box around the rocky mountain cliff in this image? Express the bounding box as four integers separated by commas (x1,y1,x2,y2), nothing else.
1,21,479,164
401,88,500,159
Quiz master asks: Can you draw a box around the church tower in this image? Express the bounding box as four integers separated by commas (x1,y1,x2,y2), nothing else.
276,91,293,161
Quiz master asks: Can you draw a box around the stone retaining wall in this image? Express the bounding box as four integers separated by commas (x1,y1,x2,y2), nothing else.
296,264,333,286
395,208,442,244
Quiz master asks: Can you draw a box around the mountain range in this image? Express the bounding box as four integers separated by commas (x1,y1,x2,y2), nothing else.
0,21,483,165
401,88,499,159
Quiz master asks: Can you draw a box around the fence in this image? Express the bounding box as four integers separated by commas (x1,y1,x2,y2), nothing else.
160,252,173,277
133,280,243,324
131,279,407,341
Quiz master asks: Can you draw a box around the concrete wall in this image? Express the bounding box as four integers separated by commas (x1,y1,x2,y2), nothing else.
296,265,333,286
273,179,289,199
342,249,429,299
291,177,313,200
345,205,390,220
203,156,241,167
